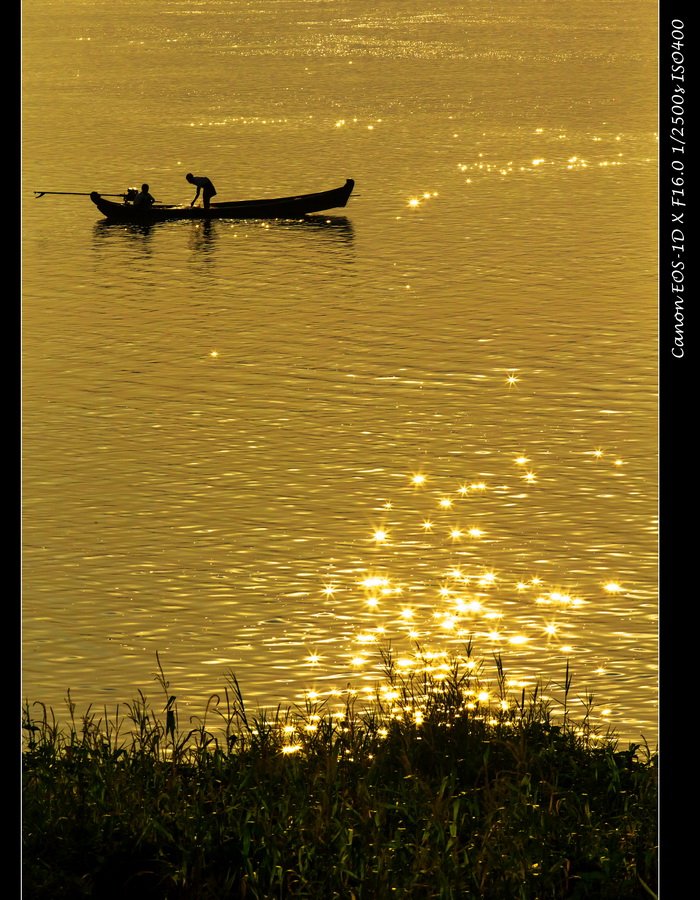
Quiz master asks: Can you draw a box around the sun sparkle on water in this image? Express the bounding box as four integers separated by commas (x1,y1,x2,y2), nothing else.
252,397,651,741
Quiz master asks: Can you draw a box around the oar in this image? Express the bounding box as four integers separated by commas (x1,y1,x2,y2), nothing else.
34,190,132,198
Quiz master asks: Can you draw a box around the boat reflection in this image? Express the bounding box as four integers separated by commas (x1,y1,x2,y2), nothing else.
284,214,355,238
92,213,355,248
92,220,157,241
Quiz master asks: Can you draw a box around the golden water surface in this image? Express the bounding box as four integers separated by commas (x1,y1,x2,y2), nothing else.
22,0,658,743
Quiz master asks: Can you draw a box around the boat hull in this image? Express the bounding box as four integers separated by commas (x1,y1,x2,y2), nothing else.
90,179,355,221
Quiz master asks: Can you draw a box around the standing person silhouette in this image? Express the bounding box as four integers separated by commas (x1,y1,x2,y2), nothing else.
186,173,217,209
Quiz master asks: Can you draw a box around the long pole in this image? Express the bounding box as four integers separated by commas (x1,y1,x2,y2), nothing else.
33,191,130,198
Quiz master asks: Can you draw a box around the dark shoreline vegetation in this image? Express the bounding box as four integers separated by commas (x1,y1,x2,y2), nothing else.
22,647,658,899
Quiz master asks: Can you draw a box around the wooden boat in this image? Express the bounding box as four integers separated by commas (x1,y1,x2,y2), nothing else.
90,179,355,221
